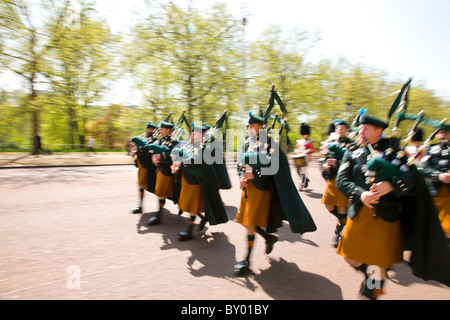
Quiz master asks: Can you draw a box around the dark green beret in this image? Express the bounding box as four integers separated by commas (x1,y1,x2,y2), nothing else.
334,119,349,128
248,111,264,125
160,121,174,129
359,113,388,130
146,121,157,129
192,122,210,132
437,123,450,132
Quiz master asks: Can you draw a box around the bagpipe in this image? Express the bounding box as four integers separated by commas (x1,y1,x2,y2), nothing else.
200,110,228,149
363,78,448,184
130,112,173,148
240,85,290,170
171,110,228,161
146,111,190,155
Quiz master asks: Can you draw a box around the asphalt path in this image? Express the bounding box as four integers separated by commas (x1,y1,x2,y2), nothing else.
0,161,449,301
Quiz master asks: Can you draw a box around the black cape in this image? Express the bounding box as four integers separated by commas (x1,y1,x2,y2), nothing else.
400,166,450,286
266,149,317,234
176,144,230,226
199,163,229,225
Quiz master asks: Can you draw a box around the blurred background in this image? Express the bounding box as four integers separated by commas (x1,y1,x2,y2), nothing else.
1,0,449,154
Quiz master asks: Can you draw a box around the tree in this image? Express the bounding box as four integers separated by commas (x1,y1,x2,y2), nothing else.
0,0,67,154
44,0,118,147
123,0,242,125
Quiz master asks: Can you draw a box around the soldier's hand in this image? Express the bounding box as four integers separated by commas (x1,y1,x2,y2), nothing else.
326,158,337,166
152,154,161,164
439,172,450,183
240,177,248,189
370,181,394,197
171,162,180,174
243,171,254,181
130,145,137,156
361,191,379,209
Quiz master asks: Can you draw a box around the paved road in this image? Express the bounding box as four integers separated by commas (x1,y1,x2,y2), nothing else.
0,161,448,300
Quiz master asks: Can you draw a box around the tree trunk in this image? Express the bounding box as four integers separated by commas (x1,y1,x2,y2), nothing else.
30,73,40,155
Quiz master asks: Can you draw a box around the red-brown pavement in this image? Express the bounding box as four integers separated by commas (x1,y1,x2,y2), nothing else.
0,155,448,300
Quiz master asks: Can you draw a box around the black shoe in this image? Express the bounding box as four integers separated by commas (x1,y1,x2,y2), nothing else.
234,261,250,276
265,235,278,254
146,216,160,226
177,231,193,241
304,178,309,189
359,279,383,300
131,206,142,214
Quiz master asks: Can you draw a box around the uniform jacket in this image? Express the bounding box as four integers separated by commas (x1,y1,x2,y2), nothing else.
143,135,179,201
238,134,317,234
336,138,450,286
419,140,450,196
172,141,229,226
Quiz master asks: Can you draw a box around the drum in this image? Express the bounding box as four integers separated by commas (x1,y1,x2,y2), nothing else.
293,154,306,168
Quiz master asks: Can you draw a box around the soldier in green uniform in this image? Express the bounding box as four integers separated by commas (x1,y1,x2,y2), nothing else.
234,112,316,275
146,120,179,226
335,113,412,299
320,119,354,247
420,124,450,241
130,121,157,214
336,112,450,299
171,122,229,241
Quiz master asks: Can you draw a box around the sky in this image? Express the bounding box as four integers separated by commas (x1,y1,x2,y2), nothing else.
95,0,450,103
2,0,450,105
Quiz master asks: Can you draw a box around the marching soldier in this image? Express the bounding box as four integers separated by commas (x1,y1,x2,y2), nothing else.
171,122,229,241
146,120,179,226
130,121,157,214
335,113,410,299
420,124,450,241
336,112,450,299
320,119,353,247
234,112,316,275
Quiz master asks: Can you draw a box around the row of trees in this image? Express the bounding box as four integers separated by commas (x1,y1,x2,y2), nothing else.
1,0,449,153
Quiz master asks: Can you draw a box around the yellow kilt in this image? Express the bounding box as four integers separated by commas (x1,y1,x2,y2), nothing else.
337,205,404,269
435,184,450,234
235,181,271,228
321,178,349,207
154,170,173,198
178,174,205,214
136,158,147,188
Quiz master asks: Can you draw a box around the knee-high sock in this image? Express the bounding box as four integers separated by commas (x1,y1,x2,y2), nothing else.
158,198,165,211
329,208,347,225
186,215,196,234
139,188,144,206
245,235,255,262
155,198,165,216
255,226,269,241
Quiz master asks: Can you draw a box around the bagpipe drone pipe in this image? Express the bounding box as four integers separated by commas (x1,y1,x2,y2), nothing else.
239,85,290,170
130,112,174,148
171,110,227,160
145,111,191,155
364,77,448,184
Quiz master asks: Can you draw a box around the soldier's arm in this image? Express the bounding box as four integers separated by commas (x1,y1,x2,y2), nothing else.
336,150,366,203
388,166,418,198
419,152,443,182
160,141,178,164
